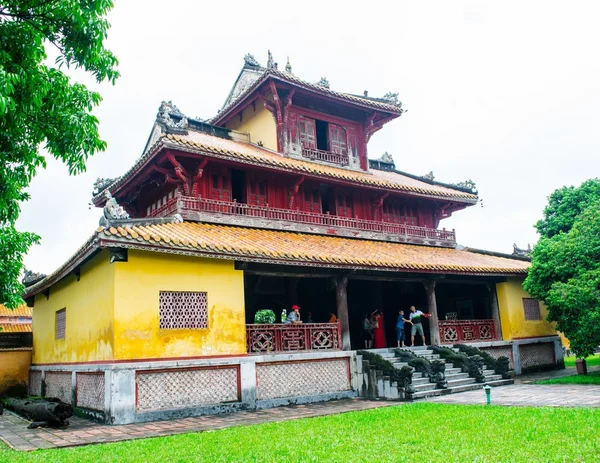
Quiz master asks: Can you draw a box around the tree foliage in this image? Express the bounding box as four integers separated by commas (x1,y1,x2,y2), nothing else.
0,0,118,307
524,179,600,358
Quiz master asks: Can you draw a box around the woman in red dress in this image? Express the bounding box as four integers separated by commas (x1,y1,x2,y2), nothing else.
372,311,386,348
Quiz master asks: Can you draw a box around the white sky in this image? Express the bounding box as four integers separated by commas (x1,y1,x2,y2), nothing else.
17,0,600,274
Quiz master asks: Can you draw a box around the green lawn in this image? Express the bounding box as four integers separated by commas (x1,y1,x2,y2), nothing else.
564,354,600,368
2,403,600,462
537,371,600,385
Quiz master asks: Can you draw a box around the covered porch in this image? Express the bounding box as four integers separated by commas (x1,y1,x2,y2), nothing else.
239,263,503,354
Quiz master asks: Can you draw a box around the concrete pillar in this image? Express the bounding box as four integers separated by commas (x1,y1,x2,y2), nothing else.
488,284,503,340
240,361,257,408
109,369,136,425
423,281,441,346
554,339,565,369
335,276,351,351
512,342,522,375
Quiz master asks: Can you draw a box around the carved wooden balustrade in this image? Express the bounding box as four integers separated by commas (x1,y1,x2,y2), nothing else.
438,319,498,344
246,323,342,354
301,147,350,166
148,196,457,245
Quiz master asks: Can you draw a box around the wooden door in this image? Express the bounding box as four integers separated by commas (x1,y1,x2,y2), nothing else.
247,175,268,207
335,192,353,218
209,169,231,202
298,115,316,150
303,187,322,223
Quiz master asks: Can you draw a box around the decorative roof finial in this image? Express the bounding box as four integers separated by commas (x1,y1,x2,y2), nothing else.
267,50,275,69
364,90,368,97
244,53,260,67
316,77,330,88
285,56,292,73
382,92,400,106
421,171,435,181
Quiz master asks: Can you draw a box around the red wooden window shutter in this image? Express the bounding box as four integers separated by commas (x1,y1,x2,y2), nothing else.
298,115,316,150
303,187,321,214
328,124,347,155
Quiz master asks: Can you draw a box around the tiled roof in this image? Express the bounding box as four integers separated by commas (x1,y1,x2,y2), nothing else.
0,323,32,333
0,305,32,317
212,68,404,125
161,131,478,203
96,222,529,275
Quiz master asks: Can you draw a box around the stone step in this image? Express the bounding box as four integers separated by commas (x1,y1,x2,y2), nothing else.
447,377,478,388
445,372,470,381
413,382,438,392
411,376,432,385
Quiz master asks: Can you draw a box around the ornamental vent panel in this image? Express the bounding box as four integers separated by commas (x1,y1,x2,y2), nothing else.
45,371,72,404
522,298,541,321
520,343,555,369
256,359,351,401
159,291,208,329
76,373,105,411
136,367,239,411
55,308,66,339
29,371,42,396
480,346,514,368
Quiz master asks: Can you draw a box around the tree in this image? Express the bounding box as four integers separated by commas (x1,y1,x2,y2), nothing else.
524,179,600,358
0,1,119,307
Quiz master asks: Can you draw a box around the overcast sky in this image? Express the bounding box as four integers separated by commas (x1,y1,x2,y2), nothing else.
17,1,600,275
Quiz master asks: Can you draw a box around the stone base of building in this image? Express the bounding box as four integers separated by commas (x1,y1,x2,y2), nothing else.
465,335,564,375
29,351,357,425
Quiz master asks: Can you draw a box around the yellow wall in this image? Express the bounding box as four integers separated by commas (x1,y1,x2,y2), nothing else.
32,250,115,364
496,277,557,340
225,101,277,151
112,250,246,360
0,349,32,394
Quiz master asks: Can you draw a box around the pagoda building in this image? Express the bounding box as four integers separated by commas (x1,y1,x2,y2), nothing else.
23,53,562,424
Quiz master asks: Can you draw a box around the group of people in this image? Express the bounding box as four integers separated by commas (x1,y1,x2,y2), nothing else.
284,305,338,325
363,306,431,349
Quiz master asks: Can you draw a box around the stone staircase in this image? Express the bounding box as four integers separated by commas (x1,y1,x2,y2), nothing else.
358,346,514,401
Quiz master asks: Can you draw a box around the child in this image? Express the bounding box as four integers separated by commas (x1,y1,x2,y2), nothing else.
396,309,410,347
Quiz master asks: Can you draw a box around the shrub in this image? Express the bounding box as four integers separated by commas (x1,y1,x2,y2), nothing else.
254,310,276,324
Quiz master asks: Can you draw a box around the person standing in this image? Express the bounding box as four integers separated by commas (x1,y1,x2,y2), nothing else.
396,309,410,348
362,313,373,349
409,305,431,346
328,312,338,323
372,310,386,348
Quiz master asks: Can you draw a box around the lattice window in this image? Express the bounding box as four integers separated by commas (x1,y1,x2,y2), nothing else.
256,359,351,401
159,291,208,329
45,371,72,404
136,367,239,411
520,343,555,369
55,308,66,340
523,298,541,320
76,373,105,411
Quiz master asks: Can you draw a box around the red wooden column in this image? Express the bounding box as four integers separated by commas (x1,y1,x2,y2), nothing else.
423,280,441,346
335,276,351,351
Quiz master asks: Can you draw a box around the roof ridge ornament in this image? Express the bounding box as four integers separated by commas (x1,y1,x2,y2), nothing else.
285,57,292,73
22,268,46,287
316,77,330,88
379,152,394,164
513,243,532,257
157,101,188,132
93,177,116,197
381,92,401,106
244,53,260,67
100,190,130,226
267,50,275,69
421,171,435,181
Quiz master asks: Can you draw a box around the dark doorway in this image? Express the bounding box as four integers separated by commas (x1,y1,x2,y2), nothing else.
435,283,492,321
315,119,328,151
320,184,332,214
231,169,246,203
244,274,336,324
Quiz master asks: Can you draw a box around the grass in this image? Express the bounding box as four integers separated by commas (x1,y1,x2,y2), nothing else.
537,371,600,385
564,354,600,368
1,403,600,462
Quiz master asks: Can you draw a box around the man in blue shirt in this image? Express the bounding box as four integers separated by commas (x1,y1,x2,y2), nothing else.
396,310,410,347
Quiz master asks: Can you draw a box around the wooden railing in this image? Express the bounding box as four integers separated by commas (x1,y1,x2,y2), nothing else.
246,323,341,353
438,319,498,344
301,147,350,166
160,196,456,243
